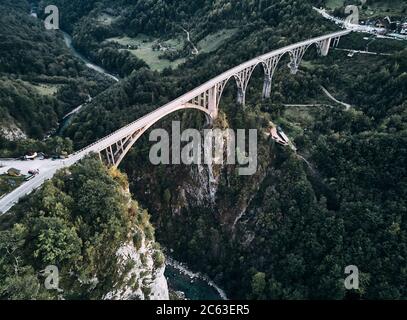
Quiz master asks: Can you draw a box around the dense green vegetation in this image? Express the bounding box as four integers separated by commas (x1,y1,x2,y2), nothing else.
39,0,339,76
0,0,112,155
105,1,405,299
0,175,25,197
129,49,407,298
0,0,405,300
0,157,159,299
59,0,340,148
0,136,74,158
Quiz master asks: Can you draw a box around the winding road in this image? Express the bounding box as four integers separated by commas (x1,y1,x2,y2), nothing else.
181,27,199,55
321,86,352,110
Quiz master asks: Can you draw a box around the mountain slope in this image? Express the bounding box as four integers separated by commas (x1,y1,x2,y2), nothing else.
0,157,168,300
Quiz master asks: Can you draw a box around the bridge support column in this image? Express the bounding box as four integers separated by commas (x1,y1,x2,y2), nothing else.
288,46,307,75
237,87,245,106
106,146,115,167
288,62,299,75
204,113,213,127
207,86,218,119
320,38,332,56
262,75,272,99
332,37,341,48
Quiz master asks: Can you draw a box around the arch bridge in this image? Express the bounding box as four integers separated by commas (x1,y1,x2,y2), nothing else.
0,30,351,215
71,30,350,167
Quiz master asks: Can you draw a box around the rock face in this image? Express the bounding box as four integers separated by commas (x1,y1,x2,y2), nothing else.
104,176,169,301
0,123,27,141
104,238,169,300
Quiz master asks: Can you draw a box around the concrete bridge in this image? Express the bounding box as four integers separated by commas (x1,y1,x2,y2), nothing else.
0,30,350,214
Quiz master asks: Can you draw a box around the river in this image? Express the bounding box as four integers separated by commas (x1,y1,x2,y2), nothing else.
58,32,119,125
56,32,121,133
61,32,119,82
29,4,118,133
29,3,119,83
165,257,228,300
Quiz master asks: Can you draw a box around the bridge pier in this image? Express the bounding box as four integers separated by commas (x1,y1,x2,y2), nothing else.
319,38,332,56
332,36,341,48
288,61,299,75
0,31,353,215
287,46,308,75
237,87,246,106
262,75,272,99
204,113,213,127
207,86,218,119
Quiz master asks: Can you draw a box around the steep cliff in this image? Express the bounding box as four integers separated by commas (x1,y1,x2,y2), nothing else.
0,157,169,300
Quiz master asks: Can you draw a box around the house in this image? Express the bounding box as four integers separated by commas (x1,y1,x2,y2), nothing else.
24,152,38,160
270,126,288,146
277,127,290,145
374,20,386,28
7,168,21,177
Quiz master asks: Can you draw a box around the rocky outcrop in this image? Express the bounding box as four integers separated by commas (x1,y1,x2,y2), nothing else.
104,236,169,300
104,168,169,300
0,122,27,141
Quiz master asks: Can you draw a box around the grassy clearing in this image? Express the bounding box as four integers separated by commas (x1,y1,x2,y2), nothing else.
326,0,344,10
197,29,238,53
0,174,25,197
96,13,117,26
125,48,186,71
284,105,317,126
106,35,186,72
106,29,239,70
280,104,328,138
31,83,59,96
326,0,405,17
363,0,406,18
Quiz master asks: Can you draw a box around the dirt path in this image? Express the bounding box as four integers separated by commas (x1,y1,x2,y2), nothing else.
320,86,352,110
181,27,199,55
283,104,330,107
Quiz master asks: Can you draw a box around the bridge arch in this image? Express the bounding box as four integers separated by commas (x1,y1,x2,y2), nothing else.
106,103,212,167
226,50,300,104
217,60,272,108
303,40,327,59
275,49,294,67
237,61,269,103
216,75,240,107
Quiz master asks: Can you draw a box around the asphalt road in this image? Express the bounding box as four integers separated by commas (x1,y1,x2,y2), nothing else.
0,159,64,214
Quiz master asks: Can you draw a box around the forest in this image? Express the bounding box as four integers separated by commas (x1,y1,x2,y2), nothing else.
0,157,163,299
0,0,406,299
0,0,113,155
